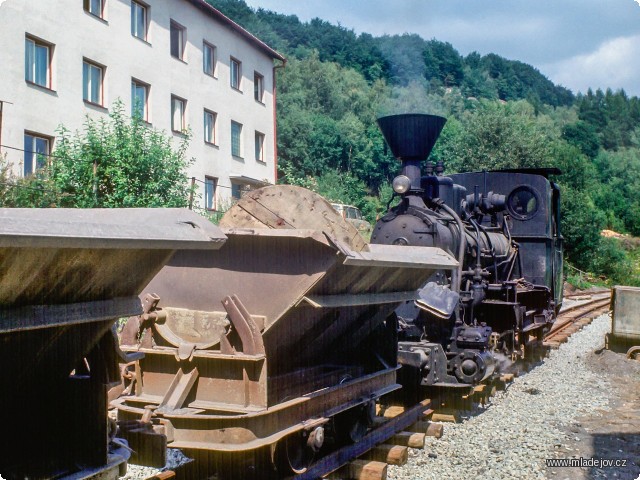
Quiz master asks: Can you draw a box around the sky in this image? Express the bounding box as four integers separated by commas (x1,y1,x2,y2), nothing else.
243,0,640,96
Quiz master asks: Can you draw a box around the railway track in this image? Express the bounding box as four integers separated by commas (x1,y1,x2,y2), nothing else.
544,292,611,348
139,292,612,480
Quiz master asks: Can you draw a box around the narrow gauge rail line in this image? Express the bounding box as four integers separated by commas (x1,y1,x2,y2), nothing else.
544,292,611,348
563,288,610,300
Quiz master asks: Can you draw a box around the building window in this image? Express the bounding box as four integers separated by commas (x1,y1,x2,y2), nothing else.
170,21,186,60
231,121,242,157
204,110,216,145
205,176,217,210
254,72,264,103
131,79,149,120
23,133,50,176
131,1,147,41
25,36,52,89
203,41,216,76
255,131,265,161
171,96,186,132
231,183,250,200
84,0,104,18
83,60,104,105
230,57,241,90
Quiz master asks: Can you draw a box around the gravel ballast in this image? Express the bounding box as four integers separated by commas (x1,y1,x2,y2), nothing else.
120,448,191,480
389,313,615,480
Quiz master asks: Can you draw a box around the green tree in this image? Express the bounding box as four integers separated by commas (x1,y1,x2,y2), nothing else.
0,154,13,200
423,40,465,87
562,121,600,158
276,54,397,192
434,100,555,172
560,187,606,269
593,148,640,235
3,101,193,208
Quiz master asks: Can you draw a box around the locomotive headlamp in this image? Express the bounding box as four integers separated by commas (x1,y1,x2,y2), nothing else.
392,175,412,194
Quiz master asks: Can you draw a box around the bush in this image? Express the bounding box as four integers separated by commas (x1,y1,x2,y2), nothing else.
2,100,193,208
591,237,633,281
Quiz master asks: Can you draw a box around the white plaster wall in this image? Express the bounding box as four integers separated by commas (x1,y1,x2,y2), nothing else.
0,0,279,207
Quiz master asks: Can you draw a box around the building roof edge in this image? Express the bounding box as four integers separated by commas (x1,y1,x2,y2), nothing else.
187,0,286,62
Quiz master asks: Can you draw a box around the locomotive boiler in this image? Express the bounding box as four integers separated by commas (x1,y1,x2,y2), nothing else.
372,114,563,388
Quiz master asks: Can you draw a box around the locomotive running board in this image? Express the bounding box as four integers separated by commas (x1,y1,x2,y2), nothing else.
298,290,419,308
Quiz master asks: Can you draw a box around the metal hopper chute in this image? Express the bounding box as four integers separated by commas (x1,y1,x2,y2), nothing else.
114,186,457,457
0,208,226,479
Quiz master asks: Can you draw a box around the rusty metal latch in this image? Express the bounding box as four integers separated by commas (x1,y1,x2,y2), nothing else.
222,295,266,356
157,368,199,413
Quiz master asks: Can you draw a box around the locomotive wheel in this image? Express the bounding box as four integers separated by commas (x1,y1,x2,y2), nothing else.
275,431,315,474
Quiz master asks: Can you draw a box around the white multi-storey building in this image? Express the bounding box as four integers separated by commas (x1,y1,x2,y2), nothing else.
0,0,285,209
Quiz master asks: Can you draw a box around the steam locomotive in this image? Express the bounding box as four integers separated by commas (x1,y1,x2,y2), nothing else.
371,114,563,388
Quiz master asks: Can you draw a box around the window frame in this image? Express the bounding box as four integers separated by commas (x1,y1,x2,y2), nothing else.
204,109,217,145
254,71,264,103
255,131,265,162
25,35,53,90
170,20,186,61
83,59,104,106
231,182,243,200
204,176,217,211
231,121,243,158
507,185,540,220
171,95,187,133
84,0,105,19
130,0,148,42
230,57,242,91
23,131,51,176
203,41,216,77
131,78,150,121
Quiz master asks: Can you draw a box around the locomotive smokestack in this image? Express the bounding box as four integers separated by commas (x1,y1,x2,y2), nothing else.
377,114,447,191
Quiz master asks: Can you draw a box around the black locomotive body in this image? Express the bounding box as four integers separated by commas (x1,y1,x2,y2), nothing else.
371,114,563,388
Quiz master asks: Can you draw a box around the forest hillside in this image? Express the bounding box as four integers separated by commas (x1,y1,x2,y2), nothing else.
207,0,640,285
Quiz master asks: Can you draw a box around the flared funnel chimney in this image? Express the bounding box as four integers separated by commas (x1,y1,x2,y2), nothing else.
377,114,447,192
377,114,447,161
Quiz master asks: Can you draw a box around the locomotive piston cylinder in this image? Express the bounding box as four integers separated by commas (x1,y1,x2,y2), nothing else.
452,350,496,384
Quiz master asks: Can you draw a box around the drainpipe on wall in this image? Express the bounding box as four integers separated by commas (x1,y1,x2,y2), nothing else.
0,100,11,156
0,101,3,152
272,59,286,184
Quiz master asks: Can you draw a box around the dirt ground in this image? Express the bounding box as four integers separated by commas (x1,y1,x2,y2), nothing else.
548,347,640,479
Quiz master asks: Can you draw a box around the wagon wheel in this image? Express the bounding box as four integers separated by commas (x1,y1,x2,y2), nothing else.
334,401,376,445
274,431,315,474
626,346,640,360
